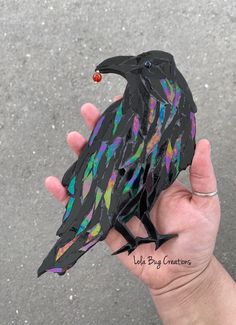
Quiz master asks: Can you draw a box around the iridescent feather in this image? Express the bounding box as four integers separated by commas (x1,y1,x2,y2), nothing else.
123,165,142,194
132,115,140,141
160,79,175,104
68,176,76,195
86,223,101,241
83,152,96,179
148,96,157,125
89,115,105,146
76,204,94,235
146,134,160,154
165,140,173,173
190,112,196,139
95,187,103,209
104,170,117,210
57,207,98,261
56,236,78,261
172,135,182,174
79,238,100,252
82,171,93,200
106,137,122,166
173,84,181,108
63,197,75,222
159,102,165,124
80,223,102,252
150,143,159,168
122,142,144,168
93,142,107,177
113,102,123,135
48,268,64,273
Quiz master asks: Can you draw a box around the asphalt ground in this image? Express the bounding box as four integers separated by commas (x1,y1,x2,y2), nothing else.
0,1,235,324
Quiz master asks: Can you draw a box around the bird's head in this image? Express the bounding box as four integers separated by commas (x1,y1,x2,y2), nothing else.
95,50,175,88
95,50,197,112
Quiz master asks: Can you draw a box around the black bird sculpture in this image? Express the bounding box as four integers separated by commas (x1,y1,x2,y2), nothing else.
37,50,197,277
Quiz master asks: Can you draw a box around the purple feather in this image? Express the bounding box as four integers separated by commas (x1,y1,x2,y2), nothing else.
190,112,196,139
89,115,105,146
132,115,140,140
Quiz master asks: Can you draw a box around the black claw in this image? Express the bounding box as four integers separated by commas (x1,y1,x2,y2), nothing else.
155,233,178,249
112,243,133,255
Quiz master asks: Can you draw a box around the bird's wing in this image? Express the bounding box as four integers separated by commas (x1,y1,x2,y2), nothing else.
37,96,137,276
56,95,134,237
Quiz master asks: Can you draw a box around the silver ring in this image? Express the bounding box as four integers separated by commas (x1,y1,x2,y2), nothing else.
192,190,218,197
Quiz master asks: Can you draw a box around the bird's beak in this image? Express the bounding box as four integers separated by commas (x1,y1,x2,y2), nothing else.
95,55,134,79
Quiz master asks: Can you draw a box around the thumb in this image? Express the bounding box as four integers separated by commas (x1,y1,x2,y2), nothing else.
189,139,217,204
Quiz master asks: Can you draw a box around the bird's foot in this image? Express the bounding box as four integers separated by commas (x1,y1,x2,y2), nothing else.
112,233,178,255
112,236,156,256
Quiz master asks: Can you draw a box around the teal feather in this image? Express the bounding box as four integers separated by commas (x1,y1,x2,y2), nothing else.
113,103,123,135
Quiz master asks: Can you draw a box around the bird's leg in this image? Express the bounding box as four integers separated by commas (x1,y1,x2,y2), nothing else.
112,211,178,256
136,211,178,250
112,215,137,255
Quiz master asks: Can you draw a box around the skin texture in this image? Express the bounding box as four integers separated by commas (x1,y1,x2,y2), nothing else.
45,98,236,323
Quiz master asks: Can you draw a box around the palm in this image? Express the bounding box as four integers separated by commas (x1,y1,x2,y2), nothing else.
106,178,220,290
45,100,220,292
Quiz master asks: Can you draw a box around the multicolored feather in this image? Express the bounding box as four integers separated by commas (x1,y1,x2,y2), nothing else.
148,96,157,125
172,135,182,174
82,171,93,201
83,152,96,179
113,102,123,135
63,197,75,222
68,176,76,195
93,141,107,177
86,223,102,242
123,164,142,194
159,102,165,124
150,143,159,168
89,115,105,146
160,79,181,110
146,134,160,154
165,140,173,174
132,115,140,141
55,236,78,261
48,268,64,273
76,205,94,235
106,137,122,166
122,142,144,168
80,224,102,252
190,112,196,139
173,84,181,108
160,79,175,104
104,170,117,210
79,237,100,252
95,187,103,209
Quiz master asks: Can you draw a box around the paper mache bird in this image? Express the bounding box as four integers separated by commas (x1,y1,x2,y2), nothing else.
37,50,197,277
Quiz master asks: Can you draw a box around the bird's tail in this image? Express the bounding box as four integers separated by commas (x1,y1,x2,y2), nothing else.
37,222,102,277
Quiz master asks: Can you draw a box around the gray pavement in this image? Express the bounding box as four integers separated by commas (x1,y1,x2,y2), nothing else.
0,0,235,324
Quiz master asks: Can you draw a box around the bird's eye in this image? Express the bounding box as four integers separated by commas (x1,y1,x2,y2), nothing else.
144,60,152,68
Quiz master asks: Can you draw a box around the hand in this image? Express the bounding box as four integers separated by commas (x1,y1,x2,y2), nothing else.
45,98,221,295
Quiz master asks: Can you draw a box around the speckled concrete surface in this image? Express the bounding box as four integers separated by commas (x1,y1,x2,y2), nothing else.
0,1,235,324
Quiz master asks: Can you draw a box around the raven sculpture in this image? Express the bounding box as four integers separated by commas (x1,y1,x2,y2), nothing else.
37,50,197,277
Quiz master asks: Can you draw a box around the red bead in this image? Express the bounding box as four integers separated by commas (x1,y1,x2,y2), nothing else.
93,71,102,83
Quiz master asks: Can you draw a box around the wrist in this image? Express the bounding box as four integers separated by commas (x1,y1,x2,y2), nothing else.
149,255,236,324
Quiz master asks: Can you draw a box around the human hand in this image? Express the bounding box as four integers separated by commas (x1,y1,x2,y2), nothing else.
45,98,221,295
